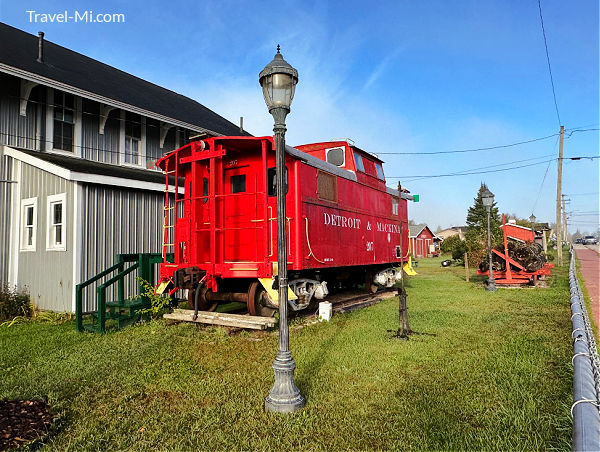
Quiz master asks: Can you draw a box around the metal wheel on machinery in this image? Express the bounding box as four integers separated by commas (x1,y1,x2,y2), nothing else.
187,285,218,312
247,281,276,317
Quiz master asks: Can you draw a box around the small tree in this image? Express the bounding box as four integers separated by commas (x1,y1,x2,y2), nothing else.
440,235,467,260
465,183,502,265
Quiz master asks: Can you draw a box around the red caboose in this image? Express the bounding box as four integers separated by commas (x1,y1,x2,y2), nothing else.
156,136,412,316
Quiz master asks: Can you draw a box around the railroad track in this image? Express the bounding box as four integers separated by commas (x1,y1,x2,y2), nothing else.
326,288,399,314
164,287,400,331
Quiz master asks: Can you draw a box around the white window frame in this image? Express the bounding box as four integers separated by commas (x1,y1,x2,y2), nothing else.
46,89,83,157
120,110,146,167
46,193,67,251
20,197,38,252
392,198,399,215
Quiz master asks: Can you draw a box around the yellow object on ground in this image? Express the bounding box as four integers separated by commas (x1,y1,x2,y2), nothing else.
258,278,298,302
403,243,418,275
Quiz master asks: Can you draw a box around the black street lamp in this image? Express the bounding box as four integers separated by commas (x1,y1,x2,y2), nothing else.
259,45,305,413
481,187,497,292
529,214,536,243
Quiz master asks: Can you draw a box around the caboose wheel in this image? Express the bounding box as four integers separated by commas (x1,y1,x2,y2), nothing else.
247,281,276,317
365,272,378,293
187,286,217,312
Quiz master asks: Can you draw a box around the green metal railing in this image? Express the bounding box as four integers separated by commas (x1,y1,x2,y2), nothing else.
75,253,173,332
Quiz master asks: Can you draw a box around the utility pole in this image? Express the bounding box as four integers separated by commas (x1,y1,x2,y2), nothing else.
555,125,564,265
562,195,570,244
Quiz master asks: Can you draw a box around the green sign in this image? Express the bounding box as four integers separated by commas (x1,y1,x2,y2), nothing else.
413,194,420,202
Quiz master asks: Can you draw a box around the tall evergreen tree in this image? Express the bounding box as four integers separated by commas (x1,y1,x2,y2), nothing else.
466,183,502,238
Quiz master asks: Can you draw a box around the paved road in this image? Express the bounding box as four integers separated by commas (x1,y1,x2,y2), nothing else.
574,245,600,333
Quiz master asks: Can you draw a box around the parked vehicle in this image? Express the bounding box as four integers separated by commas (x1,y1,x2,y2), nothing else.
583,236,598,245
575,238,584,244
156,137,414,315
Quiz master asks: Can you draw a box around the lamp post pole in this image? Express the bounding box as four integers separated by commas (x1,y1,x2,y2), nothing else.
481,187,496,292
260,46,305,413
529,214,536,243
485,205,496,291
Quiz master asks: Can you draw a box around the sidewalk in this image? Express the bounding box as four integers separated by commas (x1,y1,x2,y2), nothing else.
574,245,600,334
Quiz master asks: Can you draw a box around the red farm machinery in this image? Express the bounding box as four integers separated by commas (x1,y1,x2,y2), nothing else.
477,214,554,286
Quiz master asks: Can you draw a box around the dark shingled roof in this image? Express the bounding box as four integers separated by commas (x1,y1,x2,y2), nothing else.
0,23,249,137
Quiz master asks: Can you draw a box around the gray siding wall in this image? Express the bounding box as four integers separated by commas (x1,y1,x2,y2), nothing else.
0,73,43,150
0,151,12,284
79,185,164,312
17,164,74,311
146,118,162,161
81,99,120,164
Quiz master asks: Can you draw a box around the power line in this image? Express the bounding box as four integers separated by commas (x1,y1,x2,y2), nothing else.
8,93,600,158
537,0,562,126
377,133,559,155
565,123,600,130
531,136,558,213
567,192,599,197
390,157,555,181
389,154,554,179
566,156,600,160
565,128,600,138
14,92,564,157
389,154,597,181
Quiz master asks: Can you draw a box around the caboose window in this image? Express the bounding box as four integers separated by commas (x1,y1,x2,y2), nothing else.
230,174,246,193
267,167,288,196
392,198,399,215
354,151,365,172
202,178,208,203
375,162,385,180
318,171,337,202
326,147,345,167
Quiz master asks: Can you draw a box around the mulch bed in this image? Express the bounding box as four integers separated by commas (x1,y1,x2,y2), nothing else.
0,400,53,451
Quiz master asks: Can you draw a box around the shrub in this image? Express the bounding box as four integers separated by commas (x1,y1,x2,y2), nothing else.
137,278,171,318
0,284,33,322
440,235,468,261
465,228,488,267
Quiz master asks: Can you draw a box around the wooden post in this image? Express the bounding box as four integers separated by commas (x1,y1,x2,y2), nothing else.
542,230,548,253
556,125,564,265
464,252,470,282
396,181,412,339
562,195,568,243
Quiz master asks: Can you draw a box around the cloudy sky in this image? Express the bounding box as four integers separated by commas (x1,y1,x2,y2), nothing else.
2,0,598,232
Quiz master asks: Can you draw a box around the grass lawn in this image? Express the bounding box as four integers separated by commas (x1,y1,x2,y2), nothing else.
0,257,573,450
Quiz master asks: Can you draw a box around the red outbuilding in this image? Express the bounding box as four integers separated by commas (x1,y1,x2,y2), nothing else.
409,224,437,258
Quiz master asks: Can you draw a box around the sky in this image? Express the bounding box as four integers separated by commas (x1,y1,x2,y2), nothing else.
1,0,598,232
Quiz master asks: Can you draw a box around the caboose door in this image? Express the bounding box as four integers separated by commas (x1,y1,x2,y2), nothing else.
223,166,258,262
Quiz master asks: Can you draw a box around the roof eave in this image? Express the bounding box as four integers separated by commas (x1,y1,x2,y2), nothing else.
0,62,223,137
